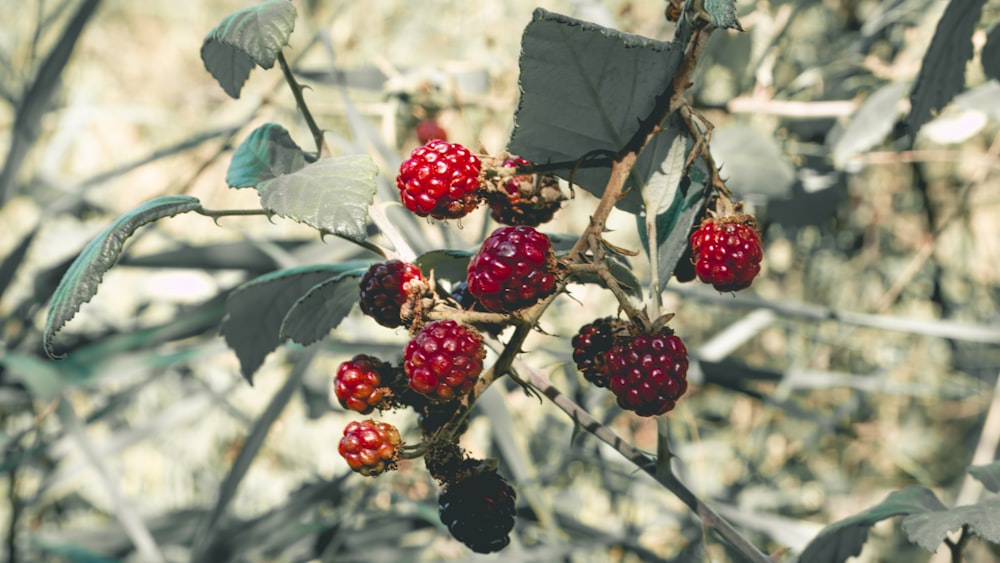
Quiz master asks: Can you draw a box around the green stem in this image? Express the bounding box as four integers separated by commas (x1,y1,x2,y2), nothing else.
277,51,328,158
195,207,272,218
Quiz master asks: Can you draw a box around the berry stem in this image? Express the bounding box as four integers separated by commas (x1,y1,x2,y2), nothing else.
276,51,329,159
519,360,773,563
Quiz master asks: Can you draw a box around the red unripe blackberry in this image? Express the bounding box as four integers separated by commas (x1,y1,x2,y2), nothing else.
359,260,424,328
404,320,485,401
572,317,620,388
486,158,562,227
467,226,558,312
415,119,448,144
333,354,392,414
690,216,762,292
397,140,482,220
439,469,517,553
338,419,402,477
607,332,689,417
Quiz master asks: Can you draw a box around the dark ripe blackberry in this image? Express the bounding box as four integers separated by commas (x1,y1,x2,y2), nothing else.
358,260,424,328
571,317,621,387
439,469,517,553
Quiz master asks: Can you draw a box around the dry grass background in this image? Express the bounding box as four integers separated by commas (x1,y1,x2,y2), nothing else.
1,0,999,561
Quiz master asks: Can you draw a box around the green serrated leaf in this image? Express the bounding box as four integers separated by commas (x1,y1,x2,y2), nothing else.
902,498,1000,552
200,0,297,98
703,0,743,31
43,195,202,359
983,23,1000,82
906,0,986,142
280,269,367,346
415,250,473,284
257,154,377,240
220,264,362,383
968,462,1000,493
798,486,947,563
227,123,307,188
508,9,684,214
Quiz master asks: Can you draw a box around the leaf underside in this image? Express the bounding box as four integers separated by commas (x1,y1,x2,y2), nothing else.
44,195,203,359
902,497,1000,552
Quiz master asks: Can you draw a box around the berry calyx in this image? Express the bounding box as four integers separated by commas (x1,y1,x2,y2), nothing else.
572,317,624,388
397,140,482,220
333,354,393,414
607,330,689,417
690,214,762,292
466,226,558,313
359,260,425,328
404,320,485,401
484,157,562,226
439,468,517,553
338,419,402,477
415,119,448,144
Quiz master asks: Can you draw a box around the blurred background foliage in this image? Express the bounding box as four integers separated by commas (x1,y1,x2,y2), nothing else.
1,0,999,561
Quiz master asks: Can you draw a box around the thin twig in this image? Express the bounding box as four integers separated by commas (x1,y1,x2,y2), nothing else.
521,362,773,563
277,51,329,159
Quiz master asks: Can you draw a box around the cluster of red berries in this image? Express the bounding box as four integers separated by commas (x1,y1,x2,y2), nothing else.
332,139,764,553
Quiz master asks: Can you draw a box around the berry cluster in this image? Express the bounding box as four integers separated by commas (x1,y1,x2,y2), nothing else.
334,140,763,553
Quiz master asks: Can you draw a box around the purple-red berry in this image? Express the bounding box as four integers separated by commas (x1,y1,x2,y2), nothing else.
690,216,762,292
572,317,622,388
359,260,424,328
404,320,485,401
397,140,482,220
466,226,558,312
333,355,392,414
607,332,689,417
